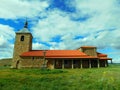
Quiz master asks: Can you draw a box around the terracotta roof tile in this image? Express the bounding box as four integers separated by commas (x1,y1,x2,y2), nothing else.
99,57,112,60
20,50,94,58
97,52,107,57
20,50,111,60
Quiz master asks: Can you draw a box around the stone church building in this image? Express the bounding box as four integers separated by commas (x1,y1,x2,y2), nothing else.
12,21,112,69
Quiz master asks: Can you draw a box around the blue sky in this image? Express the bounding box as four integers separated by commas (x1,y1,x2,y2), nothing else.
0,0,120,63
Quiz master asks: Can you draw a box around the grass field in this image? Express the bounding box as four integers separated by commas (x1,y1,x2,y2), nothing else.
0,64,120,90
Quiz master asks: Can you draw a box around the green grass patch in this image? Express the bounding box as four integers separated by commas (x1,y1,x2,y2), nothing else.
0,64,120,90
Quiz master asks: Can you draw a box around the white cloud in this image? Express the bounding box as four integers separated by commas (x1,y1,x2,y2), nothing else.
32,42,49,50
31,0,120,63
0,0,49,19
0,0,119,63
0,24,15,40
0,24,15,59
32,2,120,49
32,10,81,41
75,0,120,27
0,36,6,47
0,44,14,59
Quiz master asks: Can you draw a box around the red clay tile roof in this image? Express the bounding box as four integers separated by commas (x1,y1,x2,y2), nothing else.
97,52,107,57
20,50,111,60
20,50,98,59
97,52,112,60
46,56,98,59
99,57,112,60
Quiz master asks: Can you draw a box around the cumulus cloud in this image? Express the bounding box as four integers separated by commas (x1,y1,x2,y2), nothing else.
0,24,15,40
32,10,80,41
0,24,15,59
74,0,120,29
0,0,119,63
30,0,120,63
32,42,50,50
32,0,120,49
0,0,49,19
0,44,14,59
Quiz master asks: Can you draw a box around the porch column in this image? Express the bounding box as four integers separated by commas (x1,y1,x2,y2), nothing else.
62,60,64,69
53,60,55,69
72,60,73,69
80,60,83,69
89,59,91,68
105,60,107,67
97,59,100,68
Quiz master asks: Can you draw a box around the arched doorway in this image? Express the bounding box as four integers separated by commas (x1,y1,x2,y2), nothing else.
16,60,20,69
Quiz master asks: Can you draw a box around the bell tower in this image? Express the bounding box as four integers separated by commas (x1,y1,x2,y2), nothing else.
12,21,33,68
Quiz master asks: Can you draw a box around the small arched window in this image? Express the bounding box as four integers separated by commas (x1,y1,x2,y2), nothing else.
20,36,24,41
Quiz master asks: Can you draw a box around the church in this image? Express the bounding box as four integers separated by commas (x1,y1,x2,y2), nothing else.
12,21,112,69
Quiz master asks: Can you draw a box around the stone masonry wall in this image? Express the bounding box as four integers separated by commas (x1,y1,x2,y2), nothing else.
19,57,44,68
80,48,97,56
12,33,32,68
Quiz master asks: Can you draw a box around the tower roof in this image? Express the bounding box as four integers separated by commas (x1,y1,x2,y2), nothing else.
17,28,30,33
16,21,31,34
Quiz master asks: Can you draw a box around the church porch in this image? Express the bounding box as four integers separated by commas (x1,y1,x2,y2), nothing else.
47,58,103,69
